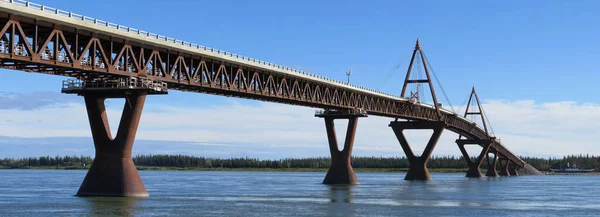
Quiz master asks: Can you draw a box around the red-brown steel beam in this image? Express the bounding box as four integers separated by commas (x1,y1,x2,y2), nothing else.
389,121,445,181
76,92,148,197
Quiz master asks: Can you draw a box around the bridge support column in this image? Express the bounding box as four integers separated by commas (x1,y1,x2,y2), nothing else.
498,158,510,176
456,139,492,178
316,110,367,185
389,121,445,181
509,163,519,176
485,150,499,177
77,93,148,197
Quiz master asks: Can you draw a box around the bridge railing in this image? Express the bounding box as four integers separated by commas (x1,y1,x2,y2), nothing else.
0,0,400,99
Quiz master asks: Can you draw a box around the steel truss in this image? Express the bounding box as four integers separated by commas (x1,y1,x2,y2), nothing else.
0,12,524,167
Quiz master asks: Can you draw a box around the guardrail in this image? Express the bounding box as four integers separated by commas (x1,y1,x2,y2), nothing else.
0,0,399,98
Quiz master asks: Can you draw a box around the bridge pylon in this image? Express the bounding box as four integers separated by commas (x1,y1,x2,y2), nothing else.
456,87,494,178
400,39,442,119
389,120,445,181
62,77,167,197
315,109,367,185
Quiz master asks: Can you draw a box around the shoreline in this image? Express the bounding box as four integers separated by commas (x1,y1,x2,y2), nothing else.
0,166,471,173
4,166,600,175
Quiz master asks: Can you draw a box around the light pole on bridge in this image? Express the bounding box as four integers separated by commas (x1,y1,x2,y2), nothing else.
346,70,352,84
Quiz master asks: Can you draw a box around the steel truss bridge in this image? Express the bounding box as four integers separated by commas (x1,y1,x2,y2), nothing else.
0,0,538,197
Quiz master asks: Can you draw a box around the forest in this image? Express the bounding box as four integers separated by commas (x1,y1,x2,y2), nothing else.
1,154,599,171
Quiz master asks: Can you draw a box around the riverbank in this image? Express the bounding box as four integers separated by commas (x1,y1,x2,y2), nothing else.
10,165,600,175
0,165,471,173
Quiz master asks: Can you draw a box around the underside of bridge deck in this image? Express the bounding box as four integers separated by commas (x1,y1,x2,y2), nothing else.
389,120,445,181
316,110,366,185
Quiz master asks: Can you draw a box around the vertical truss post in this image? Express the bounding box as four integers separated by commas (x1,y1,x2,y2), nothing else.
389,121,445,181
400,39,442,119
485,149,499,177
316,109,367,185
456,139,492,178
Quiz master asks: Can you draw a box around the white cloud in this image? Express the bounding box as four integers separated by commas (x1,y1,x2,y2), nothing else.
0,96,598,158
482,100,600,157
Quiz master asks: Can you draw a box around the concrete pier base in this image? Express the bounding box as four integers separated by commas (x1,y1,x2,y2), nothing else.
466,166,484,178
77,93,148,197
77,155,148,197
404,157,431,181
323,159,358,185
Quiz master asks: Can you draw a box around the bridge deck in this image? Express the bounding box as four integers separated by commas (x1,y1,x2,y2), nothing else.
0,0,524,166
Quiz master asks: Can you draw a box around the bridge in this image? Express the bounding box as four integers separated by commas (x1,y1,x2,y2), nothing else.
0,0,538,197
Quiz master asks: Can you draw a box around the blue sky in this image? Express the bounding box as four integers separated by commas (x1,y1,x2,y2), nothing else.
0,0,599,158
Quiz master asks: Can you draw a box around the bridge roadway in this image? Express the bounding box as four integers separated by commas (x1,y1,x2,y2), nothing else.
0,0,529,196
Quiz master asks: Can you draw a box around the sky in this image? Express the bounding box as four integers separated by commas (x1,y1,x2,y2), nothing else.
1,0,599,159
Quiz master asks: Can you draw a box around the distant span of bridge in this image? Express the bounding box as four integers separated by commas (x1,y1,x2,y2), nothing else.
0,0,540,197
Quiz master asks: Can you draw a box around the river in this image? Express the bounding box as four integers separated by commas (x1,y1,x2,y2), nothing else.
0,170,597,216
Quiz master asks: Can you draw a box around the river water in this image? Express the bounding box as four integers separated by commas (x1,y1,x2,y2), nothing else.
0,170,597,216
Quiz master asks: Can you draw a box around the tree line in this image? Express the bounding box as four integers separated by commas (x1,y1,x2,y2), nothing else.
0,154,599,171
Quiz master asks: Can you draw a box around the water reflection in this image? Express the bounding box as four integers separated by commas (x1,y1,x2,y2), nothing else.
83,197,142,217
328,184,353,203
